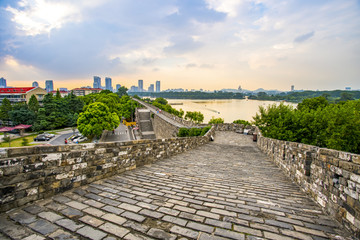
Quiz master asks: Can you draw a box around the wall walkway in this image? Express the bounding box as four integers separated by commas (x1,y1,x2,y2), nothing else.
0,132,351,240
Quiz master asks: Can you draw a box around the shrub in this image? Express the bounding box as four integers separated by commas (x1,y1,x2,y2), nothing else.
177,126,211,137
208,117,224,124
178,128,189,137
233,119,251,126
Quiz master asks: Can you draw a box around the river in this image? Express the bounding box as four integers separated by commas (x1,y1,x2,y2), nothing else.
167,99,297,123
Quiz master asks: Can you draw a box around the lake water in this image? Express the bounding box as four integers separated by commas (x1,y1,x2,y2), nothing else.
168,99,297,123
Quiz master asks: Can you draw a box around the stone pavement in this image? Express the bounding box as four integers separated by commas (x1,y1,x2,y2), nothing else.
0,132,353,240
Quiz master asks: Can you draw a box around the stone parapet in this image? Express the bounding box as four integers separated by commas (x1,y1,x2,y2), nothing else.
0,130,214,212
257,134,360,237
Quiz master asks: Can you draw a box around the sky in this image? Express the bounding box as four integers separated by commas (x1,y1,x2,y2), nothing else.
0,0,359,91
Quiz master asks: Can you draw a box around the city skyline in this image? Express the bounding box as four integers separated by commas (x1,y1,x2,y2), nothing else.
0,1,359,91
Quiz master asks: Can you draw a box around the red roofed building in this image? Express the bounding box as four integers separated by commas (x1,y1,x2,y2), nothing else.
72,88,103,96
50,90,70,98
0,87,47,104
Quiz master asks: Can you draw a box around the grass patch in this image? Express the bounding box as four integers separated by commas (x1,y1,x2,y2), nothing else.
0,134,39,148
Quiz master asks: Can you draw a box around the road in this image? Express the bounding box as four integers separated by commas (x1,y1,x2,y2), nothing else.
101,124,131,142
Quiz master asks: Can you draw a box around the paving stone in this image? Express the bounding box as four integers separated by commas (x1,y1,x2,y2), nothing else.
263,231,294,240
0,216,34,240
124,233,155,240
118,197,138,205
79,215,104,227
84,199,105,208
158,207,180,216
294,225,328,237
179,212,205,222
162,215,188,226
170,225,199,239
38,211,63,222
23,205,45,215
122,211,146,222
119,203,142,212
196,210,220,220
205,218,232,229
28,219,58,235
85,193,104,202
265,219,294,230
210,208,237,217
139,209,164,219
48,229,78,240
275,216,304,226
22,234,45,240
147,228,176,240
9,210,36,225
123,220,150,233
55,218,84,231
52,196,71,203
214,228,245,240
60,207,84,218
83,207,106,218
99,222,130,238
76,226,107,240
45,202,67,212
186,221,214,233
102,205,125,215
101,213,127,225
198,233,228,240
101,198,122,206
173,205,196,214
204,202,226,209
236,214,264,223
65,201,88,210
250,222,279,233
233,224,262,237
280,229,313,240
137,202,158,210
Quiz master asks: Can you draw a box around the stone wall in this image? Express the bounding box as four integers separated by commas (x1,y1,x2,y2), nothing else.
0,128,214,213
257,134,360,237
151,113,179,139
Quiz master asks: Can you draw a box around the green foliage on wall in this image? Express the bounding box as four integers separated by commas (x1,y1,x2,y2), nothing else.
178,126,211,137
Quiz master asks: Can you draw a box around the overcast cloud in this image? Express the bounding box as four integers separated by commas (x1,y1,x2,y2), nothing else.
0,0,359,91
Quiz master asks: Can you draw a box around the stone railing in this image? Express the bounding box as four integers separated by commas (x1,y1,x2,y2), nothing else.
257,134,360,237
0,127,215,213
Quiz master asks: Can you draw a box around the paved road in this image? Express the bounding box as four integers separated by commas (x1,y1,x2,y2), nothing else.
101,124,130,142
0,132,352,239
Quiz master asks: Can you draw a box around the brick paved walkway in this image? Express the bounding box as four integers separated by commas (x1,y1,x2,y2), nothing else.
0,132,352,240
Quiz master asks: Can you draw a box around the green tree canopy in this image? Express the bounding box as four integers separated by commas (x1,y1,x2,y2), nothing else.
28,95,40,112
77,102,120,137
185,111,204,124
116,86,128,97
0,98,13,124
208,117,224,124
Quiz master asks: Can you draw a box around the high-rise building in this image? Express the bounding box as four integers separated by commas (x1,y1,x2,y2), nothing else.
45,80,54,93
93,76,101,89
0,77,7,88
156,80,160,92
116,84,121,92
138,79,143,92
148,84,154,92
105,77,113,91
32,81,39,87
291,85,294,91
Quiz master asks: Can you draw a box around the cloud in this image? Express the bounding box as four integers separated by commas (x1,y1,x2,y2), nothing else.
164,36,204,55
294,31,315,43
186,63,197,68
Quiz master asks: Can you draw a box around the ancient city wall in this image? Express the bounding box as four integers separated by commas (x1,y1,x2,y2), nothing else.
151,113,179,139
257,134,360,237
0,127,215,213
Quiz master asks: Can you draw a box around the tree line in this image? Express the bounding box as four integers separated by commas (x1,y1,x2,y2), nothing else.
130,91,245,99
0,87,137,139
253,97,360,154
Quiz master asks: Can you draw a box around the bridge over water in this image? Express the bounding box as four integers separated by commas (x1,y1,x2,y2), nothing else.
0,132,351,239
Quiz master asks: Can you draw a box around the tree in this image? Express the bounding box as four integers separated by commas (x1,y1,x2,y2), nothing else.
116,86,128,97
154,97,168,105
55,89,61,99
77,102,120,138
297,96,328,111
185,111,204,124
208,117,224,124
0,98,13,125
339,92,354,102
233,119,251,125
28,95,40,112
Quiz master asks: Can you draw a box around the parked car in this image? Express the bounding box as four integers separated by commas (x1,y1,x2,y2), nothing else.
71,134,82,141
34,134,50,141
43,132,55,138
77,136,88,143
